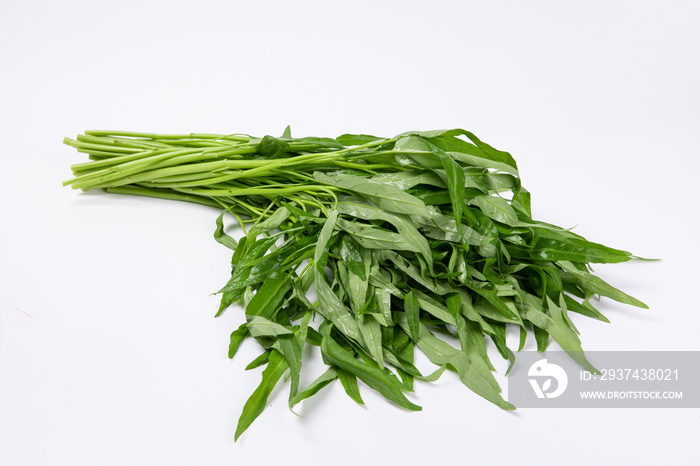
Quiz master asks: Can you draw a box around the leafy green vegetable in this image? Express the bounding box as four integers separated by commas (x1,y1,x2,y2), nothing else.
64,127,652,441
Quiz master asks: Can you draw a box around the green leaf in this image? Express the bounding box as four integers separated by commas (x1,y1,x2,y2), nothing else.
337,233,367,280
337,368,365,405
258,135,289,158
371,171,446,190
357,314,384,367
411,211,492,255
228,323,249,359
512,184,532,217
420,132,518,175
446,294,469,351
469,195,518,226
374,287,392,326
281,125,292,139
321,327,421,411
214,211,238,250
404,291,420,342
421,138,465,229
489,323,514,374
337,196,433,265
534,325,550,351
508,228,633,263
557,260,648,308
314,211,364,344
336,134,384,146
290,367,338,407
470,288,522,324
272,334,303,407
408,188,453,206
347,266,370,315
314,171,431,216
563,294,610,323
245,275,292,320
245,350,270,370
417,365,447,382
248,206,290,237
376,250,448,295
246,316,293,338
519,325,528,351
521,294,598,373
336,218,426,256
411,289,457,326
400,318,513,410
457,289,496,335
460,131,518,172
217,236,281,308
235,350,289,441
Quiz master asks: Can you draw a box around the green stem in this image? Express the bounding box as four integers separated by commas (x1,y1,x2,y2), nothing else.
104,186,222,209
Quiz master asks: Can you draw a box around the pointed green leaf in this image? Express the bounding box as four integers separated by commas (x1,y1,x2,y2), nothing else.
290,368,338,407
245,350,271,370
258,135,289,158
399,317,513,410
404,291,420,343
336,134,384,146
247,316,293,338
357,314,384,367
421,138,465,229
314,211,364,343
235,350,289,441
214,211,238,250
337,196,433,266
245,275,292,320
469,195,518,226
272,334,303,407
337,233,367,280
337,368,365,405
248,206,290,237
314,171,430,216
228,323,249,359
521,294,598,373
557,260,647,308
321,327,421,411
336,218,424,255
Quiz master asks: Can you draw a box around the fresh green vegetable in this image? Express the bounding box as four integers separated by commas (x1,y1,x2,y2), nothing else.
63,127,649,440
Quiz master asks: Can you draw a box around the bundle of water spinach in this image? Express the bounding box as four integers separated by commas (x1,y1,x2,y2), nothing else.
63,127,648,440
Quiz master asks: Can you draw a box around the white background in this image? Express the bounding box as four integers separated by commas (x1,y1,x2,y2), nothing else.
1,1,698,464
